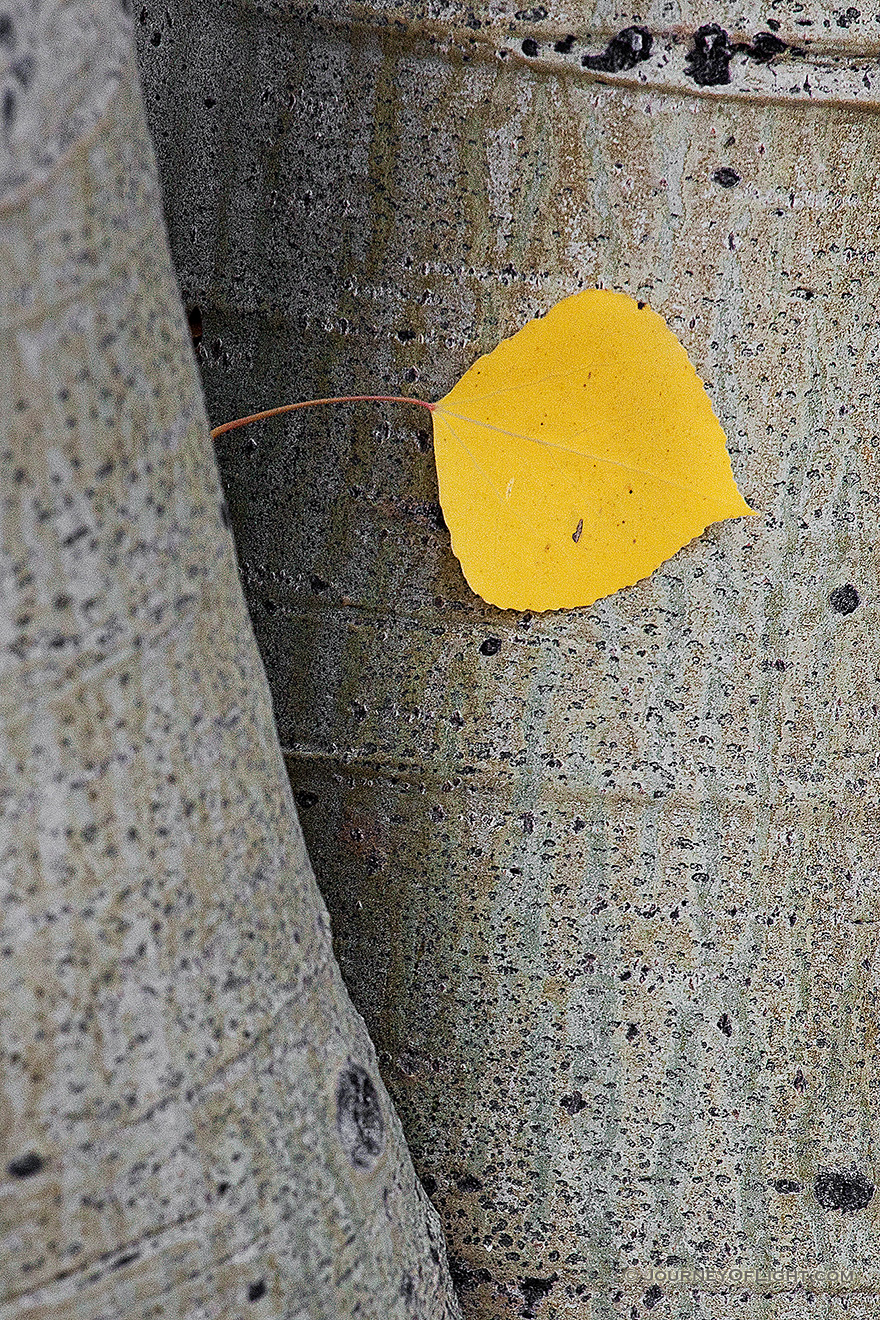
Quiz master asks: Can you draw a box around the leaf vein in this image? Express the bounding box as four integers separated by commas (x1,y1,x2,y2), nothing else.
434,406,719,504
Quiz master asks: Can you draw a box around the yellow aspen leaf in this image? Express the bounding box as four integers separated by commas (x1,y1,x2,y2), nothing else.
431,288,756,612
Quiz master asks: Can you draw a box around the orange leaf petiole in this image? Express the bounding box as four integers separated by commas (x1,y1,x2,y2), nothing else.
210,394,436,439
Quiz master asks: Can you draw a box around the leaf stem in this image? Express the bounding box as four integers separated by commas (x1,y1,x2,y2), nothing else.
210,394,436,439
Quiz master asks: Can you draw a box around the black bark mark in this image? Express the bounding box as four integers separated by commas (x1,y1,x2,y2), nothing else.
582,26,653,72
814,1170,874,1211
685,24,733,86
336,1062,385,1169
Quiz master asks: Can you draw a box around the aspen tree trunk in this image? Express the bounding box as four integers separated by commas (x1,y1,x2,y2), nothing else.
0,4,461,1317
138,1,880,1317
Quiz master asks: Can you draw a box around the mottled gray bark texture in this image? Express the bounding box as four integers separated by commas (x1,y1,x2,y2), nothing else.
137,1,880,1317
0,3,461,1317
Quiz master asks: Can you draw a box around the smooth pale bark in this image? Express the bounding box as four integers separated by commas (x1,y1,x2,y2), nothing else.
137,2,880,1318
0,4,461,1317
